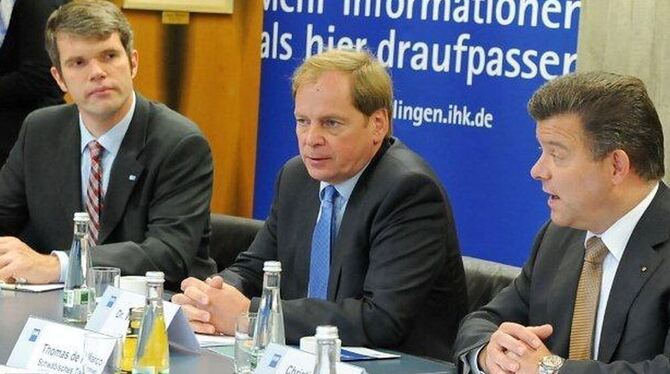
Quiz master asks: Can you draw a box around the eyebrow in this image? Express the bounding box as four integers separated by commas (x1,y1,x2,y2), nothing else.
543,140,569,151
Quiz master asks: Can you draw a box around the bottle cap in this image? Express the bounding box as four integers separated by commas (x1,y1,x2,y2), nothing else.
263,261,282,272
145,271,165,283
74,212,90,222
315,325,338,340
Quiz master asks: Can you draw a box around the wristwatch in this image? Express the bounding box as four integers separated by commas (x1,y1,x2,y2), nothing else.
538,354,565,374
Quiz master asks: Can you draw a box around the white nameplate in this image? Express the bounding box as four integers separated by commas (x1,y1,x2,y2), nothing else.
255,343,367,374
85,286,199,352
7,316,115,374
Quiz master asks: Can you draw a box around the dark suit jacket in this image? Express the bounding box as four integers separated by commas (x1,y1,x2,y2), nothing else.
454,183,670,373
0,94,217,291
222,137,468,360
0,0,65,165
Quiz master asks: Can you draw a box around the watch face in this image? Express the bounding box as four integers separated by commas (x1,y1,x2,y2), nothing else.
541,355,564,369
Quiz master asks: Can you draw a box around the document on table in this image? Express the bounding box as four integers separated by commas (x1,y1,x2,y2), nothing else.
0,282,64,292
195,332,235,347
340,347,400,361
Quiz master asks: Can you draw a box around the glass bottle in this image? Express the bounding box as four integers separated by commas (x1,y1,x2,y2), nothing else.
313,326,339,374
63,212,92,323
251,261,285,362
133,272,169,374
121,307,143,373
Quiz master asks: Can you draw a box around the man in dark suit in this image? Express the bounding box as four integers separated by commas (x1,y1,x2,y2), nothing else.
0,0,65,166
0,0,216,291
173,49,467,359
454,72,670,373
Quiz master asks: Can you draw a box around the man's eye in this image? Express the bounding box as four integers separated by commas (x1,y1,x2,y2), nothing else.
296,119,308,127
324,120,341,127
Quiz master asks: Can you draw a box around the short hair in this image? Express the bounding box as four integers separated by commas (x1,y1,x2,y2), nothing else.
528,71,664,180
292,49,394,137
45,0,134,70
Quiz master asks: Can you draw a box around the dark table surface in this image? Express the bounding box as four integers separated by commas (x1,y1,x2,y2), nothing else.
0,289,455,373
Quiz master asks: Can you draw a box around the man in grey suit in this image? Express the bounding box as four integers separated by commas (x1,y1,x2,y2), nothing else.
454,72,670,373
173,49,467,359
0,0,216,291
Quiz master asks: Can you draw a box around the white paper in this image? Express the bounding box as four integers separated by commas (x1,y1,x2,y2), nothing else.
255,343,366,374
195,333,235,347
0,282,64,292
341,347,400,359
85,286,200,352
0,365,46,373
7,317,115,374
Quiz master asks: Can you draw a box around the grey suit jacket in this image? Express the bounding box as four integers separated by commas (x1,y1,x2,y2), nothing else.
222,137,468,360
0,94,217,291
454,183,670,373
0,0,65,165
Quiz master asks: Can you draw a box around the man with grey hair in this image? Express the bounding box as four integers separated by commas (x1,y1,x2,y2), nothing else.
0,0,216,291
454,71,670,373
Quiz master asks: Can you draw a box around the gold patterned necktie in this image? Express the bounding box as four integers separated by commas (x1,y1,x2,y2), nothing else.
569,236,609,360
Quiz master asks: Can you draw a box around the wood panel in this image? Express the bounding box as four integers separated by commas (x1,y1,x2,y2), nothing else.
120,2,263,217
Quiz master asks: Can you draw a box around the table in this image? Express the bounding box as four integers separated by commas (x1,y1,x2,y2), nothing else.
0,289,455,373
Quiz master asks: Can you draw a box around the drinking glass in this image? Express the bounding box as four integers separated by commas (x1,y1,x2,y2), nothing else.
87,267,121,309
234,312,258,374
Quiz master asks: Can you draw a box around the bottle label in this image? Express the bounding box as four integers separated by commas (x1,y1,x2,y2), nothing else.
63,288,90,308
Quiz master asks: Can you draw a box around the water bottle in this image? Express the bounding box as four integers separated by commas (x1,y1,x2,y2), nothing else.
313,326,339,374
63,212,92,323
133,272,169,374
252,261,285,363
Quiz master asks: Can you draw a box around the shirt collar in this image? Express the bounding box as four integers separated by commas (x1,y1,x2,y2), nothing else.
585,182,659,262
318,161,370,204
79,92,136,157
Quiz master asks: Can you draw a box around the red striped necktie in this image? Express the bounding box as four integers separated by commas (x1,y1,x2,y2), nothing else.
86,140,104,247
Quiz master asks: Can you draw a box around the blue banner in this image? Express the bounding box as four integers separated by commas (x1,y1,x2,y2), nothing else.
255,0,580,266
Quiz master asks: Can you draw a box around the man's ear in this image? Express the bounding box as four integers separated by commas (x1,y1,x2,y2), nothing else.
370,108,389,145
50,67,68,93
610,149,631,184
130,49,139,79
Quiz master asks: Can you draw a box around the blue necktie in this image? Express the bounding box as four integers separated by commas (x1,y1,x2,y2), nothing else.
308,185,338,299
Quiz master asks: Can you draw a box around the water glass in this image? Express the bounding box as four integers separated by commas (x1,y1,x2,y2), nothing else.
235,312,258,374
87,267,121,308
83,333,122,374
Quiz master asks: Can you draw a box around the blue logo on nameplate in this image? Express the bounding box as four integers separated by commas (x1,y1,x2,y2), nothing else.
106,295,117,308
29,328,41,342
269,354,282,368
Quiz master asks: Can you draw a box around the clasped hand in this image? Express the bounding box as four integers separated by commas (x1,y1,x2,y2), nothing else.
0,236,60,284
171,275,251,335
479,322,554,374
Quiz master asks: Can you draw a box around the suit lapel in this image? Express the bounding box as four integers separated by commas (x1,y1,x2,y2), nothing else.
328,139,391,298
98,95,147,243
597,184,669,361
547,238,584,356
60,107,83,215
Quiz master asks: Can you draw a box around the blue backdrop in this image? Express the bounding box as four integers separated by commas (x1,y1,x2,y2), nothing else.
254,0,580,266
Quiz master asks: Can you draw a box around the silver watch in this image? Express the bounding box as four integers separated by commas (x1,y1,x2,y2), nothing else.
538,354,565,374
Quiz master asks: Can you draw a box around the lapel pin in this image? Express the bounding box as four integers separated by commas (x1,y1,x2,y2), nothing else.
129,175,137,181
641,266,647,272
